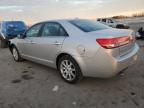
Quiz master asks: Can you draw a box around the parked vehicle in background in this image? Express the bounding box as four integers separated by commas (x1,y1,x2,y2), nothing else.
136,27,144,39
9,19,139,84
0,21,27,48
97,18,129,29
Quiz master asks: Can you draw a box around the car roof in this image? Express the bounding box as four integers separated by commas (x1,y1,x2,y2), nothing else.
34,18,89,24
36,19,70,24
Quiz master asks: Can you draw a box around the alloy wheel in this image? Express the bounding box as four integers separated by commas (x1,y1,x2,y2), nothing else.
60,60,76,81
12,48,19,61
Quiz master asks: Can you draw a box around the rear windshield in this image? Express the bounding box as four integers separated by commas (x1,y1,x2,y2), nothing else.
69,19,109,32
6,21,26,30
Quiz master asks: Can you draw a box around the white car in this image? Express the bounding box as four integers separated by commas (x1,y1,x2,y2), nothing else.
97,18,129,29
9,19,139,83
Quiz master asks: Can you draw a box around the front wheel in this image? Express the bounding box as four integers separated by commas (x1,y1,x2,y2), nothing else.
58,55,83,84
12,47,23,62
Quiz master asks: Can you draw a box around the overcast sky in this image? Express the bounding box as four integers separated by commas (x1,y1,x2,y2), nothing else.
0,0,144,24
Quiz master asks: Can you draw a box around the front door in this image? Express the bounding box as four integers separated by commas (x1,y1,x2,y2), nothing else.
19,23,43,59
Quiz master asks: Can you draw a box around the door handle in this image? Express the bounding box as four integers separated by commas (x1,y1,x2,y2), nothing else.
52,41,61,45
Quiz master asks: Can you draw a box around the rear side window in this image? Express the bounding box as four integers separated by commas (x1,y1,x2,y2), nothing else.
42,22,68,37
70,19,109,32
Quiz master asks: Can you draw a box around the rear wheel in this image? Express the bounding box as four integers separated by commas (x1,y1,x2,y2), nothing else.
12,46,23,62
58,55,83,84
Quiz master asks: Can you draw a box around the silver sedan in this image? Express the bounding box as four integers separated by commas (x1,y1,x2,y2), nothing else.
9,19,139,83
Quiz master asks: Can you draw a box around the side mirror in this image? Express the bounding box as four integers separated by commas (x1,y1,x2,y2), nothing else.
17,33,26,39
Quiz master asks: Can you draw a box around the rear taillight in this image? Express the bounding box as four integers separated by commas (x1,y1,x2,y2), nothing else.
96,36,130,49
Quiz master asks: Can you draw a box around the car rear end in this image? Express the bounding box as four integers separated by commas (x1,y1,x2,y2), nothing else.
89,29,139,77
69,19,139,78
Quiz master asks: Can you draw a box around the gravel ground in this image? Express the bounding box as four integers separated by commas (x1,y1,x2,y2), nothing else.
0,22,144,108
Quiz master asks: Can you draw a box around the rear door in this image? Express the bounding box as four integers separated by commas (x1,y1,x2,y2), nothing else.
30,22,68,65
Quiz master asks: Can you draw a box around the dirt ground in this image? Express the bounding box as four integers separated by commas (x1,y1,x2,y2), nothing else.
0,23,144,108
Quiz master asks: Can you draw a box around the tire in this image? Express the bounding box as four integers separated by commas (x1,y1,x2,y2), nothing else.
12,46,23,62
58,55,83,84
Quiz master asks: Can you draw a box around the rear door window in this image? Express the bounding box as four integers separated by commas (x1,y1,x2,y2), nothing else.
41,22,68,37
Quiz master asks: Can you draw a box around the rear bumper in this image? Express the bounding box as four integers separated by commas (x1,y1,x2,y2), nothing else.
115,44,139,74
76,43,139,78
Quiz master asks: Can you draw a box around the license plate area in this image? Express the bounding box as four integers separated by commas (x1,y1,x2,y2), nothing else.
119,43,135,56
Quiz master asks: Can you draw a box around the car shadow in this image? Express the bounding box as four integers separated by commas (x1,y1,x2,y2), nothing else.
18,59,127,87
